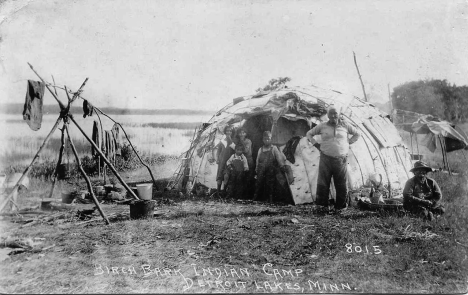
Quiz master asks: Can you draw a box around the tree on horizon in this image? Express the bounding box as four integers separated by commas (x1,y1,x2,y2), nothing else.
256,77,291,93
391,79,468,122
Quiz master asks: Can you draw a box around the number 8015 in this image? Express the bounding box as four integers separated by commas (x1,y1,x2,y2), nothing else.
345,243,382,255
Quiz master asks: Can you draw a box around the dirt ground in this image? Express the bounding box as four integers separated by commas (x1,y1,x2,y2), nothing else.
0,169,467,294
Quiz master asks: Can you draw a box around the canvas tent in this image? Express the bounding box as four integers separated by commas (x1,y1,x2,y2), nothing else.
169,85,413,205
397,114,468,153
392,111,468,174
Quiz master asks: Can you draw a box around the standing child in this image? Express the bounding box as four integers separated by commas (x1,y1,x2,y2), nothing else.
225,144,249,199
254,131,286,202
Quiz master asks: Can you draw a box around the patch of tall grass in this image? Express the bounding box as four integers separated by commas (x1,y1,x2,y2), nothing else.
1,119,194,172
431,170,468,240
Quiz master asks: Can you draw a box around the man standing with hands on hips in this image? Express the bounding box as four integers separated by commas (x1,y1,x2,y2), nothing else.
306,105,361,214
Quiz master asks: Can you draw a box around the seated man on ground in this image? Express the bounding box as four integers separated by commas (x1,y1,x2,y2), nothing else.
402,161,445,221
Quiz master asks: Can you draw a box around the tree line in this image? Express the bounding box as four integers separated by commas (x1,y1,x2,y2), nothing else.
391,79,468,122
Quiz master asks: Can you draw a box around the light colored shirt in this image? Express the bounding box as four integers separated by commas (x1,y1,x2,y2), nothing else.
226,154,249,171
306,121,360,157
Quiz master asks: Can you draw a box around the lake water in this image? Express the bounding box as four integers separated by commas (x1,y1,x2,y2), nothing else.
0,113,210,167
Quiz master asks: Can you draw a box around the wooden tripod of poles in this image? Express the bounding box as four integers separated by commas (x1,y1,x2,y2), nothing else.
0,63,140,224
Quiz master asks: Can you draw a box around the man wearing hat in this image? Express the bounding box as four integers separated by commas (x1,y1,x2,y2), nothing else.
306,105,360,213
403,161,445,221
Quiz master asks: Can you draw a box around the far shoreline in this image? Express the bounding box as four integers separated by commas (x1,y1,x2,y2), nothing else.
0,103,215,116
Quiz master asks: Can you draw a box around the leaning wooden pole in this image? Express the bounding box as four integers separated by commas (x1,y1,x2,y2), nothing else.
93,106,157,188
28,63,66,110
440,136,452,175
68,114,140,200
65,125,110,224
47,122,67,200
68,79,89,104
353,51,368,102
0,116,62,212
387,84,393,110
438,135,447,171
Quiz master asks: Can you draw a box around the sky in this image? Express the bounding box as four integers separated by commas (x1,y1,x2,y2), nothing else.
0,0,467,111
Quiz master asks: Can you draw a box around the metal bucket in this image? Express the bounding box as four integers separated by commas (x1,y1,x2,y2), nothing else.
61,192,76,204
136,183,153,200
41,198,54,210
129,200,155,219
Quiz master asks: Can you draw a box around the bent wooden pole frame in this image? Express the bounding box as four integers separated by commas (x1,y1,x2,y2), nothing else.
0,116,62,212
68,115,140,200
349,148,365,186
93,106,157,188
47,123,67,200
64,124,110,225
360,129,392,196
393,146,410,180
192,147,208,186
192,125,216,184
343,114,392,196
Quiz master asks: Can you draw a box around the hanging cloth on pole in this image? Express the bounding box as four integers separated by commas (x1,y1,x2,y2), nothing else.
111,123,121,156
91,120,102,157
22,80,45,131
105,130,116,163
83,99,94,118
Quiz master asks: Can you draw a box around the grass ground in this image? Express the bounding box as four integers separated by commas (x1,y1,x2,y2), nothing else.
0,161,467,293
0,124,467,293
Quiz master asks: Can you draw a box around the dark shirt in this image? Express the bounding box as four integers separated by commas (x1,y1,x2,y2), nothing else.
403,176,442,206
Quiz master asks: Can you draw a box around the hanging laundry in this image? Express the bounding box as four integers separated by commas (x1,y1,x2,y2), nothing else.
83,99,94,118
282,136,302,164
105,130,116,163
111,123,121,156
22,80,45,131
105,130,111,159
91,120,102,157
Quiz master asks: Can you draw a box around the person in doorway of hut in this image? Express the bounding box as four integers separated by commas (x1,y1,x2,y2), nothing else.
212,125,235,197
306,105,361,214
235,128,254,197
253,131,286,202
402,161,445,221
225,143,249,199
